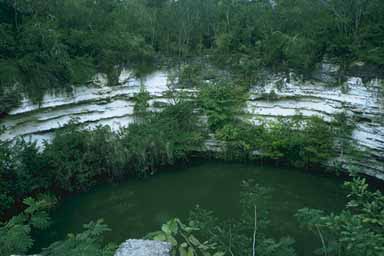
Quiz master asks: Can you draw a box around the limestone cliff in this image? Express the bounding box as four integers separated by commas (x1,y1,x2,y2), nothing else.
1,66,383,179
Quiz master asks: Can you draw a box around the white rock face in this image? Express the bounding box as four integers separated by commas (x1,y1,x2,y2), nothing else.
114,239,172,256
247,74,384,179
0,68,383,179
0,70,173,147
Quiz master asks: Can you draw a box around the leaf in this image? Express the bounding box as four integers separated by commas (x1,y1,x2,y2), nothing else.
187,247,195,256
23,197,38,214
166,234,178,246
188,235,200,246
162,219,178,235
213,252,226,256
30,211,50,229
153,232,167,241
179,246,188,256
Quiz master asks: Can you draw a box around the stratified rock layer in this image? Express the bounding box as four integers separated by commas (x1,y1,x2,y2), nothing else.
1,68,383,179
247,74,384,179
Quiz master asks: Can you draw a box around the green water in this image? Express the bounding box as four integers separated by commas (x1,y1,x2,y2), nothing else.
36,161,347,255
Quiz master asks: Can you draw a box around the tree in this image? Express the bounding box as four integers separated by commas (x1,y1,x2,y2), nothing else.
199,82,247,131
0,196,55,256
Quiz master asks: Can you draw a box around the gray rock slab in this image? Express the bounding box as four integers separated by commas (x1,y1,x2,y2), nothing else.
114,239,172,256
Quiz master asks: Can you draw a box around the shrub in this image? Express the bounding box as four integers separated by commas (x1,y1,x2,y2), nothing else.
199,82,247,131
296,177,384,256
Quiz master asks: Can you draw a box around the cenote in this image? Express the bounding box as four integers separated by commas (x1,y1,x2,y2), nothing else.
35,161,348,256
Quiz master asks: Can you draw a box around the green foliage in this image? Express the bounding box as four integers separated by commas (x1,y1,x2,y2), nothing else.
147,218,224,256
0,138,50,215
0,85,21,114
0,187,111,256
120,101,205,176
178,64,204,88
199,82,247,131
0,0,155,111
0,59,22,113
296,177,384,256
261,32,287,68
133,86,151,115
215,122,263,161
42,121,120,192
0,102,204,214
1,2,383,253
41,101,204,190
2,0,383,112
41,219,116,256
217,116,337,169
330,111,362,171
188,181,297,256
0,196,55,256
283,36,319,73
150,182,297,256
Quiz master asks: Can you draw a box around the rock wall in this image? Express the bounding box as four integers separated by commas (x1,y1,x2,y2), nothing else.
1,67,383,179
247,73,384,179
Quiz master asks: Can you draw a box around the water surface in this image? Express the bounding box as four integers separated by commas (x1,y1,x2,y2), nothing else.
37,161,347,255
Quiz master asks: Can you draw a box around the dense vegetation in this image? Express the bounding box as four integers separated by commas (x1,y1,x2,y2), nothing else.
0,196,116,256
1,0,384,112
147,177,384,256
0,71,375,256
148,182,297,256
1,0,383,255
0,100,204,216
198,80,358,170
2,175,382,256
0,80,355,218
297,178,384,256
1,87,379,255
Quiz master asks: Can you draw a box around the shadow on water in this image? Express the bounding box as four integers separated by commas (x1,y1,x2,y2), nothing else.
34,160,349,256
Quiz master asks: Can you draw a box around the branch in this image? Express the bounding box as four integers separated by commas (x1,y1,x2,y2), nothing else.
252,205,257,256
316,225,328,256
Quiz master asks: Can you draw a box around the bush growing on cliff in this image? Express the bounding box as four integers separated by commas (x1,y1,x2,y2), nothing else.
217,116,336,169
41,101,204,191
0,134,15,215
42,122,120,192
199,82,247,131
0,138,50,216
0,86,21,115
133,86,151,116
120,101,205,176
0,101,205,215
1,0,384,112
215,122,264,161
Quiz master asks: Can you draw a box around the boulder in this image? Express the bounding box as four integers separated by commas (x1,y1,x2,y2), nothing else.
114,239,172,256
